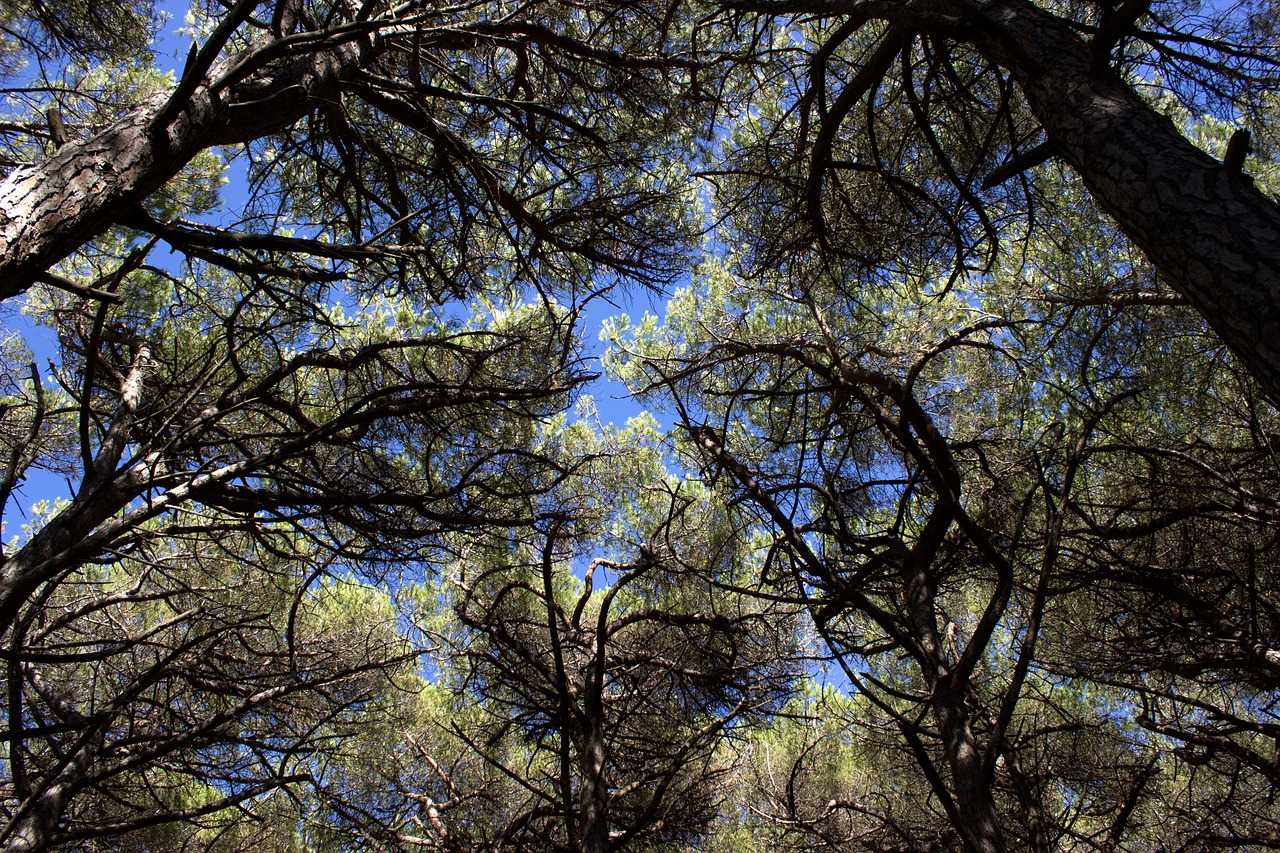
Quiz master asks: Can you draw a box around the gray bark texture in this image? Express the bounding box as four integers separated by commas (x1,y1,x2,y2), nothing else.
735,0,1280,400
969,0,1280,402
0,39,365,300
577,714,610,853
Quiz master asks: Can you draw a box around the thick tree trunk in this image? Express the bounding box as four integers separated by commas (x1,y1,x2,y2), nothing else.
932,685,1006,853
0,41,364,299
578,713,609,853
964,0,1280,402
4,736,99,852
900,555,1006,853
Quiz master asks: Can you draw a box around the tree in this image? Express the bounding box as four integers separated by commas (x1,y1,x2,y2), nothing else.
440,415,801,851
700,0,1280,400
0,258,599,848
609,265,1042,850
0,0,696,302
4,531,421,851
6,0,1280,850
0,3,700,842
703,683,953,851
605,134,1280,849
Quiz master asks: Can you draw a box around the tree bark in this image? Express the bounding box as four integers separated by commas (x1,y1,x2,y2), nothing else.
0,39,366,300
932,683,1006,853
964,0,1280,403
578,710,609,853
900,546,1007,853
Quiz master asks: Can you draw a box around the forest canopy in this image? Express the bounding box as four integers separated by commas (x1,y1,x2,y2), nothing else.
1,0,1280,850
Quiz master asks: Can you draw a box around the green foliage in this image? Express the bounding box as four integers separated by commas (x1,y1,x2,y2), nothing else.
3,1,1280,850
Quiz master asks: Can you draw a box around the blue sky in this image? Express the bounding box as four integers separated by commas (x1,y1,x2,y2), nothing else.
0,1,880,703
0,0,670,524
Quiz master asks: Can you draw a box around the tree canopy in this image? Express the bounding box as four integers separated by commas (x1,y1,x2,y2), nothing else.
2,0,1280,850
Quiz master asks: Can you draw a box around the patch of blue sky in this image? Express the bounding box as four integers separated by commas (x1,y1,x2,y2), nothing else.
0,305,70,528
0,1,866,709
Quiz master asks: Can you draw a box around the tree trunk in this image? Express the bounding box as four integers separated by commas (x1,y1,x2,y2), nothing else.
964,0,1280,402
899,547,1006,853
578,713,609,853
933,684,1006,853
0,41,365,300
0,477,136,635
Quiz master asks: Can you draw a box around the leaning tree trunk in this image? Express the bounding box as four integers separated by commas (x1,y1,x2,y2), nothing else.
964,0,1280,402
0,40,366,300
